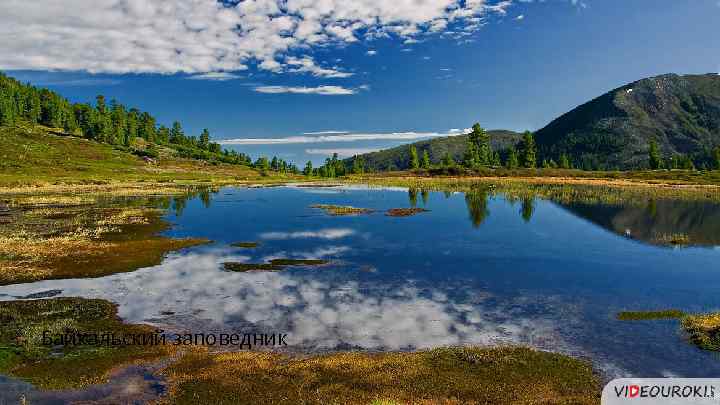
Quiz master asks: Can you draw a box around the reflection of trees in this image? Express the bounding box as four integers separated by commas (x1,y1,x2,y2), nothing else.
409,187,418,208
646,199,657,218
465,189,490,228
199,190,211,209
170,187,217,217
172,196,188,217
421,189,429,206
444,191,452,199
521,198,535,223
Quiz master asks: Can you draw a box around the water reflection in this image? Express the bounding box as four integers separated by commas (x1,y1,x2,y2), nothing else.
465,189,490,228
2,184,720,380
521,198,535,223
557,199,720,247
0,247,570,353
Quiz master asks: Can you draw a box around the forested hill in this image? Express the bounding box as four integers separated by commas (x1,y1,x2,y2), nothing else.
535,73,720,170
345,130,522,171
0,72,259,167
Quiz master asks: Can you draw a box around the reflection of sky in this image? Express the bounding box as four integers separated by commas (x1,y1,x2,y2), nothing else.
3,186,720,378
0,246,568,354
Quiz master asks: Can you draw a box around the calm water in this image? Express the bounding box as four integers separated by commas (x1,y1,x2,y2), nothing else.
2,184,720,379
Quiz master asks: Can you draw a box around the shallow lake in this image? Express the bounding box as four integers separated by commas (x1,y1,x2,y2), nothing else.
2,184,720,378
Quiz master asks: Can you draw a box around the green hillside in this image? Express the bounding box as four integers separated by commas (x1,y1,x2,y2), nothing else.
0,124,264,186
535,73,720,170
345,130,522,171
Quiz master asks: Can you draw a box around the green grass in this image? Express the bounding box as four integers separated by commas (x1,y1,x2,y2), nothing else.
0,124,288,187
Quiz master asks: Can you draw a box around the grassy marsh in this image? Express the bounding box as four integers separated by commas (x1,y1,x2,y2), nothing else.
159,346,600,405
346,175,720,205
682,313,720,351
0,192,210,285
0,298,172,389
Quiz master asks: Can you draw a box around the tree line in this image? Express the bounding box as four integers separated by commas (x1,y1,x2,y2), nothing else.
0,71,303,170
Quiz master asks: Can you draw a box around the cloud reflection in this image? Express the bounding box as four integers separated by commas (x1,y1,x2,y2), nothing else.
0,247,569,352
260,228,356,240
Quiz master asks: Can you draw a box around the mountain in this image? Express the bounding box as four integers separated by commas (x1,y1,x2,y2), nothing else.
345,130,522,171
535,73,720,170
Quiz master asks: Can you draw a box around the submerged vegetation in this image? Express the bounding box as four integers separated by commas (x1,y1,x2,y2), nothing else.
160,346,600,405
0,298,171,389
231,242,260,248
310,204,374,216
617,310,685,321
223,259,328,272
0,189,212,285
385,208,429,217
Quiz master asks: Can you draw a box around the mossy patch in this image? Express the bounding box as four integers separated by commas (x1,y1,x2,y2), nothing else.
223,259,328,273
0,298,172,390
617,310,685,321
311,204,374,216
230,242,260,248
160,346,600,405
682,313,720,351
0,201,210,285
385,208,429,217
224,262,284,272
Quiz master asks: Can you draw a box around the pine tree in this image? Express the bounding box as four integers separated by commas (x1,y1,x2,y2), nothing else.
421,150,431,169
352,156,365,174
170,121,184,144
442,151,455,167
506,146,519,169
559,154,571,169
713,146,720,170
409,145,420,170
303,161,313,176
199,129,210,150
464,123,491,168
648,139,662,169
520,131,536,168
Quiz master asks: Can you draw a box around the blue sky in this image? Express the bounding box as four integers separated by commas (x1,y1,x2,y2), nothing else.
2,0,719,165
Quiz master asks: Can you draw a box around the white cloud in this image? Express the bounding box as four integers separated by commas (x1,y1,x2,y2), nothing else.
260,228,356,240
253,85,357,95
305,148,383,157
220,128,471,145
515,14,525,20
303,131,350,135
366,50,378,56
187,72,242,81
0,0,517,76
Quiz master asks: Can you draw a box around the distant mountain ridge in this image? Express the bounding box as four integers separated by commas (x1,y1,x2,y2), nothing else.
535,73,720,169
344,130,522,171
348,73,720,171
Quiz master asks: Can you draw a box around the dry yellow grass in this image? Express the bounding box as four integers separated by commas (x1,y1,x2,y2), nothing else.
0,201,208,285
159,347,600,405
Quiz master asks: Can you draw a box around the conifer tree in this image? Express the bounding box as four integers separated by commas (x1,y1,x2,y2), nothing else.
409,145,420,170
648,139,662,169
520,131,536,168
421,150,431,169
